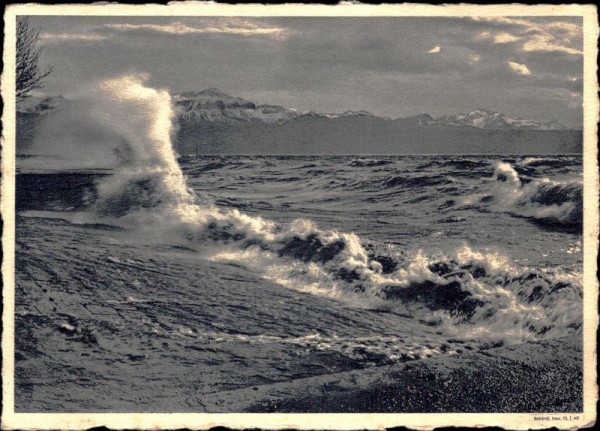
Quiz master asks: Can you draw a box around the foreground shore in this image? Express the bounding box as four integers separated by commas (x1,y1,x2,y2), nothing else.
205,336,582,413
14,215,582,413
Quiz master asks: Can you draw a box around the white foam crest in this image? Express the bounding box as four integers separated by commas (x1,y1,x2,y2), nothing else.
423,246,582,343
206,233,581,345
171,329,462,362
517,157,543,167
482,161,582,223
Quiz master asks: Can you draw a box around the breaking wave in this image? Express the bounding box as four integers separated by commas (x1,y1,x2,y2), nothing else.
33,75,583,347
478,161,582,227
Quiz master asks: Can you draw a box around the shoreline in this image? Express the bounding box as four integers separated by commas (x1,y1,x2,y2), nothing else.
204,336,582,413
13,191,583,413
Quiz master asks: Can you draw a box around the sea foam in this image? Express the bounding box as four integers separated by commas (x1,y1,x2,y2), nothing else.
483,161,582,226
35,75,582,347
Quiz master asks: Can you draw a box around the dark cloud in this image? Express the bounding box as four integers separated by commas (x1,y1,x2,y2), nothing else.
29,16,583,127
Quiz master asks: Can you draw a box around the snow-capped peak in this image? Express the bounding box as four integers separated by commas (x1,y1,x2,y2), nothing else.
435,109,567,130
174,88,297,124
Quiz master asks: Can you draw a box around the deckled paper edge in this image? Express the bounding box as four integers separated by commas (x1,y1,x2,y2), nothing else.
1,2,598,430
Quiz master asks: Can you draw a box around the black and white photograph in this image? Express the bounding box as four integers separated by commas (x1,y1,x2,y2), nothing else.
1,3,598,429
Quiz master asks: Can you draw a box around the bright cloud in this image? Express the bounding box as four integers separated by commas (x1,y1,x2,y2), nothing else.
521,34,583,55
40,32,109,43
472,17,582,55
494,32,521,43
477,31,521,44
40,19,291,44
102,20,291,40
508,61,531,76
428,45,441,53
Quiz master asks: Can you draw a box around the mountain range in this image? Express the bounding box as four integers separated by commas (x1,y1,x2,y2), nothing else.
16,90,581,155
19,89,569,130
174,89,569,130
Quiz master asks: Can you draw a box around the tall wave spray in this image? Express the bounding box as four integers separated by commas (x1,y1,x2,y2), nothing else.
86,75,196,220
86,75,581,346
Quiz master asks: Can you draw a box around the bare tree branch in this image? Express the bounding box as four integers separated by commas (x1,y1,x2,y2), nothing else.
16,17,53,102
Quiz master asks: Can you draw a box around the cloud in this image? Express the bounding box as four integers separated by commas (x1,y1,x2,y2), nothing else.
494,32,521,44
521,34,582,55
567,91,583,109
40,32,109,43
472,17,582,55
468,54,481,63
39,18,292,44
508,61,531,76
428,45,441,53
101,19,291,40
476,31,520,44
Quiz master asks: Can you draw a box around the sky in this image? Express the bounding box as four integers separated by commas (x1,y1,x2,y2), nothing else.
28,15,584,127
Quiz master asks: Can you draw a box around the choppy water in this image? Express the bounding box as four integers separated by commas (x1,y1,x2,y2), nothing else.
14,76,584,411
20,155,584,333
179,154,584,342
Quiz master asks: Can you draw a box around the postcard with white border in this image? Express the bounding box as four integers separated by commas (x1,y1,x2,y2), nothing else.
2,2,598,430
